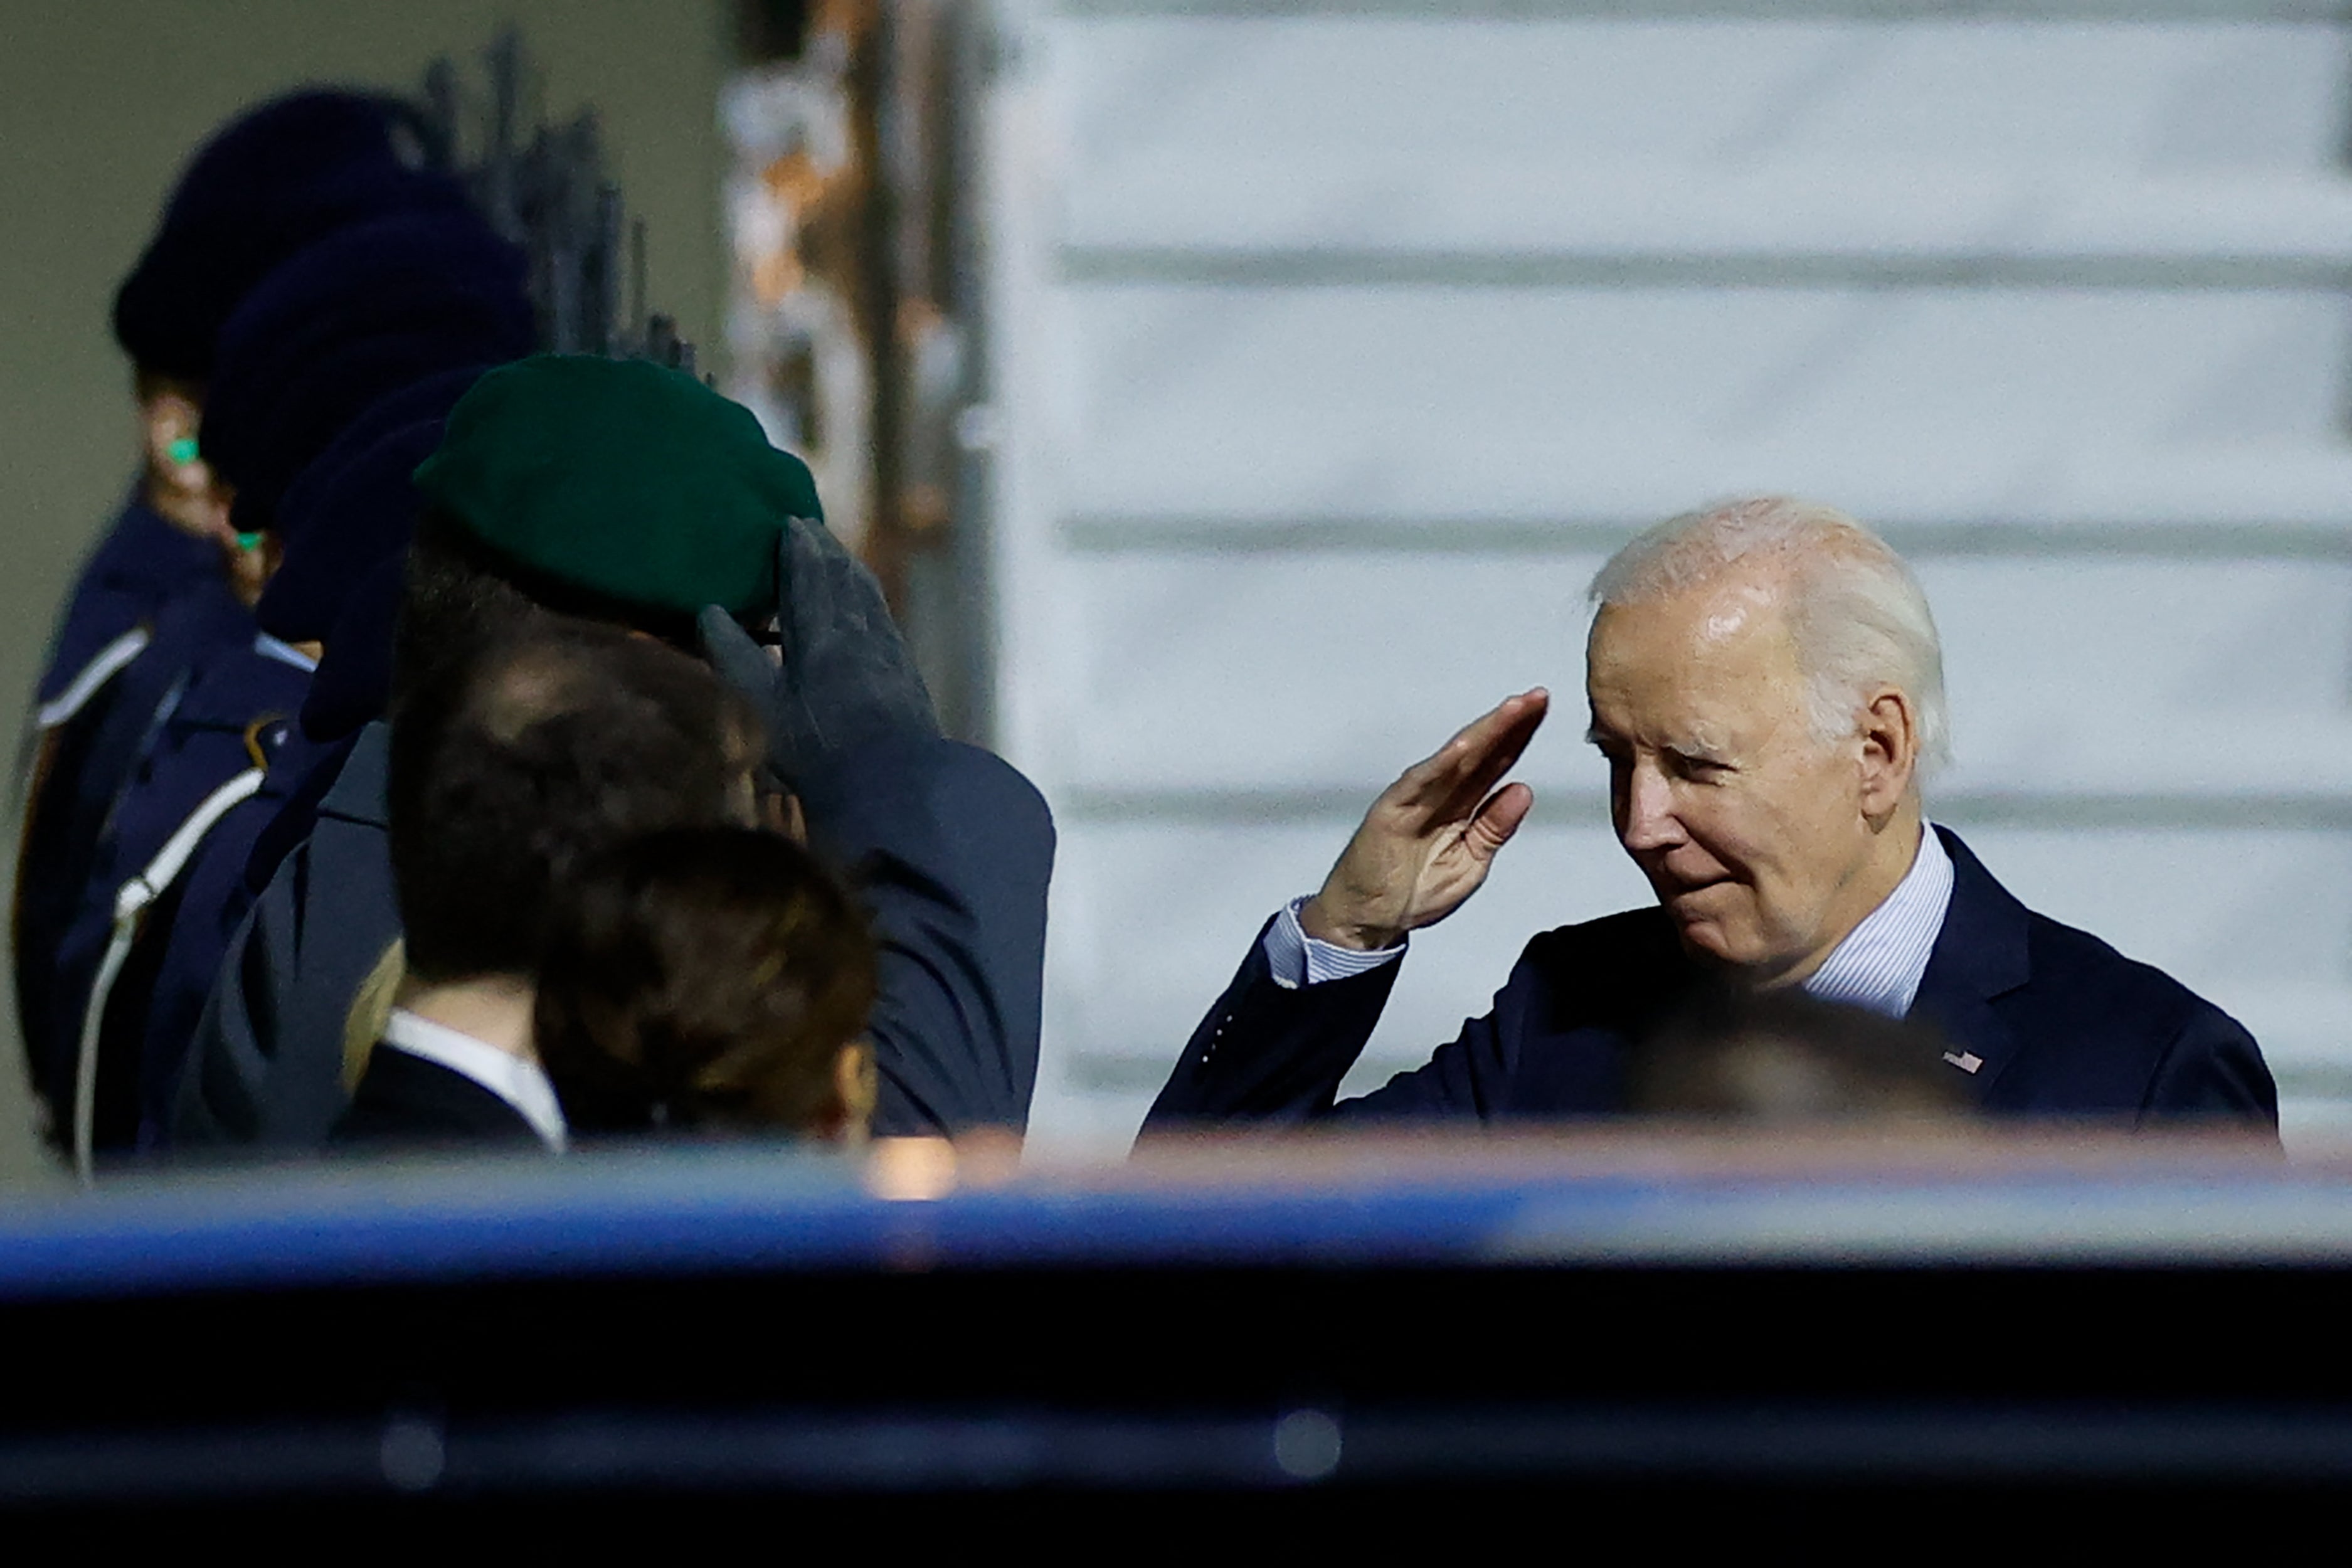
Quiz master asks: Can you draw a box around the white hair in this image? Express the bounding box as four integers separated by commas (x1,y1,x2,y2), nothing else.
1587,496,1950,770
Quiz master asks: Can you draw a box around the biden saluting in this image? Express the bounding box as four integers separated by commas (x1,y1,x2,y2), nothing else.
1148,497,2276,1132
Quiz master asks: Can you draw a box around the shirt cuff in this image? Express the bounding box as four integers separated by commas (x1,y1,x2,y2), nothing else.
1261,896,1407,990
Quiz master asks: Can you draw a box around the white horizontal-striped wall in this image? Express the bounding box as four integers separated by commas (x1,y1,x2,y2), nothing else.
976,3,2352,1152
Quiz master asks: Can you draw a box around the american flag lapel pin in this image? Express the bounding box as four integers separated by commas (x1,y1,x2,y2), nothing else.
1942,1050,1984,1074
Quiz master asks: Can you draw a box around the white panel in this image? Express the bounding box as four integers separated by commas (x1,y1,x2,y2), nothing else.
1059,21,2347,181
1926,556,2352,783
1063,553,1604,791
1060,287,2352,521
2282,1098,2352,1156
1060,553,2352,792
1069,163,2352,267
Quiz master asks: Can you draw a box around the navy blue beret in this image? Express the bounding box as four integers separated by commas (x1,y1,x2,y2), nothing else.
201,210,535,536
112,90,469,383
255,366,488,644
298,553,403,744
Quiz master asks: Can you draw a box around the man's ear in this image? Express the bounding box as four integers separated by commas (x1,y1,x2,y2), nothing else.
1855,687,1917,824
140,384,203,487
221,526,277,610
828,1040,877,1145
760,788,808,844
137,383,233,544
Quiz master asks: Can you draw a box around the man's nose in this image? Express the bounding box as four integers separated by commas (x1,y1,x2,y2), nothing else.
1616,764,1683,854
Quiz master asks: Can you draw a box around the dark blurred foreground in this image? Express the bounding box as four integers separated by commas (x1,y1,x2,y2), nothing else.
1,1128,2346,1539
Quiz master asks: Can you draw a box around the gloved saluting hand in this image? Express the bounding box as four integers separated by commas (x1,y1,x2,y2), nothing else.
699,515,938,789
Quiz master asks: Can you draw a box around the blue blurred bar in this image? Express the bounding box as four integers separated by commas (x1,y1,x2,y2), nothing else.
0,1130,2331,1298
3,1130,2346,1527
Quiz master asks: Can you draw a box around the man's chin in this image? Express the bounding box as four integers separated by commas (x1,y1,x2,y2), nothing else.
1662,904,1758,970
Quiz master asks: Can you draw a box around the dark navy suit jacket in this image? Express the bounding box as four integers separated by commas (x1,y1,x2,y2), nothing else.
329,1046,546,1152
1147,829,2278,1131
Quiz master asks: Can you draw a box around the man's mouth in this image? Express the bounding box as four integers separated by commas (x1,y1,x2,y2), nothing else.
1656,874,1734,914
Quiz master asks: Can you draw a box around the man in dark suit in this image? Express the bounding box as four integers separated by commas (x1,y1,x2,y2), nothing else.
333,623,765,1151
1149,496,2277,1133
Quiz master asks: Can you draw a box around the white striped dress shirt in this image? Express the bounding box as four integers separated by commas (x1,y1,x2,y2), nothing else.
1264,824,1953,1019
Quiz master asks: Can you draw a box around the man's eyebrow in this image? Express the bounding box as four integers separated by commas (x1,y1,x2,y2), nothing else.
1663,736,1731,765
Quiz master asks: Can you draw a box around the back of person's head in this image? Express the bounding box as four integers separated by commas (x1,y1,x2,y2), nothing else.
199,210,536,537
389,623,763,987
113,89,465,384
1631,987,1972,1125
298,554,406,745
393,504,682,715
534,827,878,1141
256,364,489,647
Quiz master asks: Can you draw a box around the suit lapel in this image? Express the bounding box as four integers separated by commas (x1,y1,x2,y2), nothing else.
1907,827,2033,1094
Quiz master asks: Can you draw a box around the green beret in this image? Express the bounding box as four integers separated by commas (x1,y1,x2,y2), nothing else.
412,355,820,617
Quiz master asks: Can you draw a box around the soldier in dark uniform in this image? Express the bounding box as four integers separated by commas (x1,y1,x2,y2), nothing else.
17,90,469,1092
36,88,460,716
40,215,531,1165
175,357,1056,1152
132,384,475,1145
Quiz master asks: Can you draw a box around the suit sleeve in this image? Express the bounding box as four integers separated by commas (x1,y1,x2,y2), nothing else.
1145,926,1528,1126
170,864,294,1147
171,817,403,1152
2139,1005,2280,1133
794,733,1054,1136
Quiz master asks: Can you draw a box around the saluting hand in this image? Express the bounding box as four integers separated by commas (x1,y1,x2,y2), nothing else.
701,516,939,790
1300,690,1549,952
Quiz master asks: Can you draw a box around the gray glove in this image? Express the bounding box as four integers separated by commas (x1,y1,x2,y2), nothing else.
699,516,938,788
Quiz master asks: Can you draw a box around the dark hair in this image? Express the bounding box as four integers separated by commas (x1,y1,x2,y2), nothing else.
534,827,877,1136
393,507,554,715
393,506,712,715
389,623,761,983
1629,987,1971,1123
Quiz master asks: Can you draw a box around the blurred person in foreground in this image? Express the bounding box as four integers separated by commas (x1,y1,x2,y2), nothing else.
1630,988,1969,1123
1148,497,2276,1132
334,625,773,1148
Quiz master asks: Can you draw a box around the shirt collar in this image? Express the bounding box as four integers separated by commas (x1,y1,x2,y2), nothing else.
381,1008,568,1150
1801,822,1954,1019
